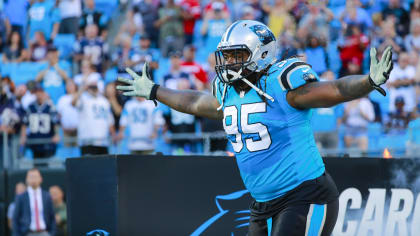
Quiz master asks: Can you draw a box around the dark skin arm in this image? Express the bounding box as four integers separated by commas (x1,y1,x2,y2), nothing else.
156,86,223,120
287,75,373,109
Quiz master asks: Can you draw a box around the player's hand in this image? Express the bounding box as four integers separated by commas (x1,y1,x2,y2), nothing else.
369,46,393,96
116,63,155,99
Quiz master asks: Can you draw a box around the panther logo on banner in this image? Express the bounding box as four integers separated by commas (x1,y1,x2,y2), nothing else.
191,188,420,236
191,190,252,236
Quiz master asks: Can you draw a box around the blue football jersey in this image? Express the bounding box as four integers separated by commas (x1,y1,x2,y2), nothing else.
213,58,325,202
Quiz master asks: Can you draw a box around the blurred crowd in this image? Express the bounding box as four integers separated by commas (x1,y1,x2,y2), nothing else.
1,0,420,166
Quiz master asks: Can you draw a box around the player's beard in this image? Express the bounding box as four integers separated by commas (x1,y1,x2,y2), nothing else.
232,70,260,93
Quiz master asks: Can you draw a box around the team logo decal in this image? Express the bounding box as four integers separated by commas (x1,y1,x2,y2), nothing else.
249,25,275,45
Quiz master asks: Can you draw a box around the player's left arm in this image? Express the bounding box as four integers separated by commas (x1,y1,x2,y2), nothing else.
287,46,393,109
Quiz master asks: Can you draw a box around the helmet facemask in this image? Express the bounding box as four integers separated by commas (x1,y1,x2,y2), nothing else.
214,45,255,84
214,45,274,111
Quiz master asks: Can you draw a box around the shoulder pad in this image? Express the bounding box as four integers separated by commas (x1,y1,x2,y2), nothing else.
269,58,319,91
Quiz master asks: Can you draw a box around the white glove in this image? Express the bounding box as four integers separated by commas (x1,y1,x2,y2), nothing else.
116,63,155,99
369,46,393,96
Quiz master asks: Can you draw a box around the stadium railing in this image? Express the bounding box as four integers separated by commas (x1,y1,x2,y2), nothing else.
2,128,420,170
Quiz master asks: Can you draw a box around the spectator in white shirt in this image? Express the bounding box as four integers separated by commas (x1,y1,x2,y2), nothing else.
57,80,79,147
72,79,116,155
387,52,417,113
118,97,165,154
74,59,105,94
58,0,82,35
343,98,375,152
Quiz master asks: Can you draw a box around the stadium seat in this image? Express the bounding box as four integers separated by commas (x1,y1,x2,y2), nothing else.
105,67,118,84
156,58,170,85
367,122,382,155
193,20,204,49
58,60,72,78
326,42,341,74
377,133,408,156
369,89,390,117
53,34,76,60
95,0,118,18
0,62,17,77
11,62,48,85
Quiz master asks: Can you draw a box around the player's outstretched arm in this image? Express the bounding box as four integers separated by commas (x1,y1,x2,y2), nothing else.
116,63,223,120
287,46,393,109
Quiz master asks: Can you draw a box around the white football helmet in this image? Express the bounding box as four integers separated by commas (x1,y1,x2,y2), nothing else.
215,20,277,108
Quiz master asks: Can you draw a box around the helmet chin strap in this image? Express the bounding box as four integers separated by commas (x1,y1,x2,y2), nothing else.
241,78,275,102
217,68,275,111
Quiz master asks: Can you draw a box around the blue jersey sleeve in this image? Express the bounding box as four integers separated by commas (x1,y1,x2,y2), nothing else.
271,58,319,91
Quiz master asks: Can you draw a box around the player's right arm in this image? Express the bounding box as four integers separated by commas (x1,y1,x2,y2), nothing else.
116,64,223,120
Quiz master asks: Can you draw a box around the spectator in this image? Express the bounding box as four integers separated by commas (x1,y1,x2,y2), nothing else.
200,1,230,55
0,9,9,53
372,20,404,56
235,0,265,22
411,0,420,20
21,81,37,110
29,31,50,62
201,66,227,152
20,84,60,161
388,52,416,113
155,0,184,57
128,35,159,80
240,5,256,20
58,0,82,36
311,70,344,150
277,28,299,60
297,1,334,42
72,78,115,155
115,19,140,50
342,97,375,152
129,0,158,45
111,35,135,77
338,23,369,76
385,96,411,134
404,18,420,54
74,24,109,73
263,0,295,39
74,59,104,94
204,53,217,81
163,50,190,89
28,0,60,41
382,0,410,36
0,77,24,169
13,168,56,236
79,0,108,38
15,85,28,105
7,182,26,233
105,82,127,132
118,97,165,154
35,46,71,104
303,34,328,75
3,0,29,40
2,31,27,63
203,0,229,16
163,78,197,154
180,45,208,90
57,80,79,147
180,0,201,45
49,185,67,236
337,0,372,31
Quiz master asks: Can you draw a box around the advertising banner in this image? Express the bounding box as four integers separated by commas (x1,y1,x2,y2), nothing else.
66,156,420,236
